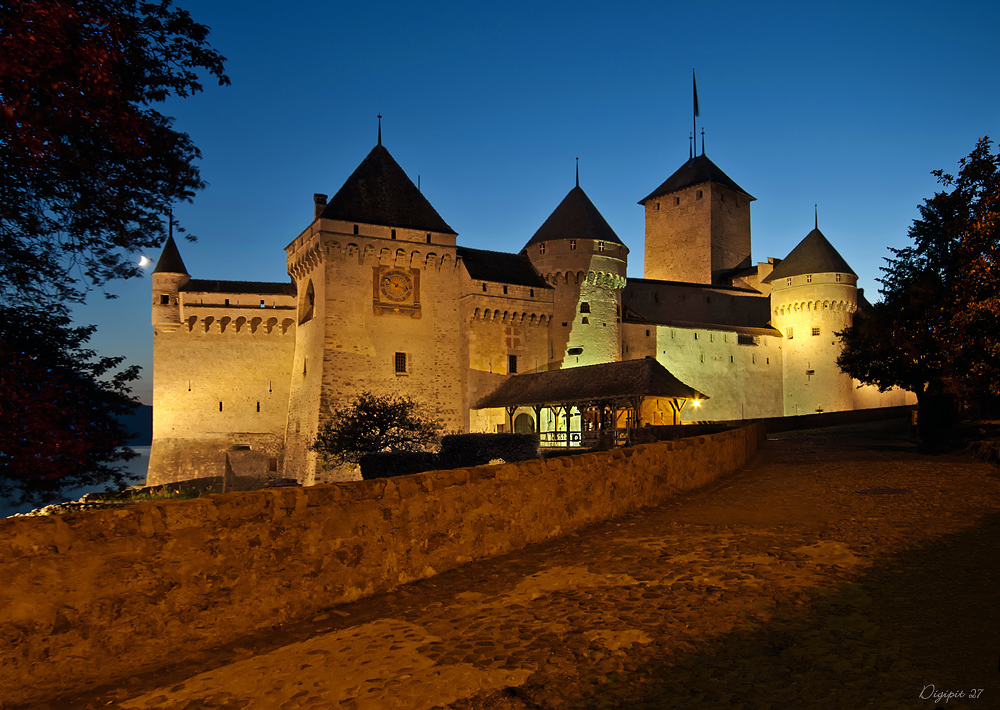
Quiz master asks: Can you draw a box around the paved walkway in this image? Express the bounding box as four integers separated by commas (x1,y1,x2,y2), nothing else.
49,420,1000,710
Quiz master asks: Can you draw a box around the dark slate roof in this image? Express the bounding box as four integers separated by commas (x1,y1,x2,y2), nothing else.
320,144,456,234
639,154,753,203
474,358,707,409
762,228,857,283
152,235,189,275
457,247,552,289
180,279,296,295
523,185,625,249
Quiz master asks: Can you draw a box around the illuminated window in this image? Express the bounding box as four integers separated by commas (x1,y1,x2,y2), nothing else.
812,327,821,336
508,355,517,374
394,352,407,374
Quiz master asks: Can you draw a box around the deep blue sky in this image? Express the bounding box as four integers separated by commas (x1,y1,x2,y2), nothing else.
74,0,1000,403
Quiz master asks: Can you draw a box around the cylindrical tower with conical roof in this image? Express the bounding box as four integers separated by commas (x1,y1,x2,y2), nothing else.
151,235,190,327
523,182,628,369
765,226,858,415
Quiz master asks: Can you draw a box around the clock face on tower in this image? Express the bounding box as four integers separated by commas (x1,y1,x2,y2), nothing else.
379,270,413,302
373,266,421,318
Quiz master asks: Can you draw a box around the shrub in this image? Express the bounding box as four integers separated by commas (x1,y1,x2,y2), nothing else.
360,451,441,479
439,433,539,468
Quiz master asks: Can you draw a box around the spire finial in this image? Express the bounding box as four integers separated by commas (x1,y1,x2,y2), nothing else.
815,204,818,230
701,128,705,156
377,114,382,146
689,133,693,159
575,156,579,188
692,69,699,157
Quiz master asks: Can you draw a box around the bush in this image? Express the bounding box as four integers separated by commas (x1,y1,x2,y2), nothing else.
360,451,442,480
439,433,539,468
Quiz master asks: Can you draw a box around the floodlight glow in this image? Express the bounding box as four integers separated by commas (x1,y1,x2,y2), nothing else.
692,399,702,407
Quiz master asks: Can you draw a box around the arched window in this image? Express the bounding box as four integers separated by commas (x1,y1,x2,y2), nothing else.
580,302,590,314
299,280,315,324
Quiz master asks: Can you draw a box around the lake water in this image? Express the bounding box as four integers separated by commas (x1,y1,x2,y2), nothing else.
1,446,150,518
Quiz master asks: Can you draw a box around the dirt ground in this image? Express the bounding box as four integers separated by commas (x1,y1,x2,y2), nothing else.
42,419,1000,710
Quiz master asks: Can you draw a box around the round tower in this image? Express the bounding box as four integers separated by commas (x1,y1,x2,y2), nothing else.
151,235,190,327
765,226,857,415
523,178,628,369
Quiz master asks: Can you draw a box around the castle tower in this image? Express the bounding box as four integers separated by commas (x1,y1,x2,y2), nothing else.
150,234,190,327
523,179,628,369
283,138,463,482
640,153,754,284
764,226,858,415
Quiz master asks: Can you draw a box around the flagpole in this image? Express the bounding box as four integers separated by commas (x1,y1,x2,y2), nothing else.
692,69,699,158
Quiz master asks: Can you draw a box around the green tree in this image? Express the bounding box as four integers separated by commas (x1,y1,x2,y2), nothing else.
838,137,1000,426
310,392,444,469
0,304,141,505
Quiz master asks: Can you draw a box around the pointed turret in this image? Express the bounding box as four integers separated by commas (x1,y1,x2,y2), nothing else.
152,234,189,275
762,228,856,283
151,235,189,326
523,185,625,250
318,143,455,235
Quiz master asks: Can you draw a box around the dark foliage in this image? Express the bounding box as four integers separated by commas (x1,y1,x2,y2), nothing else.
838,137,1000,425
0,305,140,505
310,391,443,469
438,433,540,468
359,451,441,480
0,0,229,305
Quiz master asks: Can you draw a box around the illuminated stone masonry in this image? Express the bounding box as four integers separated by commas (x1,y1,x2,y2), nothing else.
148,139,913,485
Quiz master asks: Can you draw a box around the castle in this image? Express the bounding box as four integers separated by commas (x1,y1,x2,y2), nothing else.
148,133,913,485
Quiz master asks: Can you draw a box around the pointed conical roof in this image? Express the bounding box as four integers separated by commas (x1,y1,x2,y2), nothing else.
152,235,188,274
523,185,625,249
319,144,456,234
639,154,753,204
762,228,856,283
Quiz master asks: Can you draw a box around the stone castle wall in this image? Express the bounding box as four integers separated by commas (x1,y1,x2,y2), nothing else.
0,425,764,707
148,285,297,485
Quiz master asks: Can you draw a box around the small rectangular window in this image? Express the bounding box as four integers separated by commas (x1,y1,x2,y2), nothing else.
219,401,223,412
697,190,703,199
570,239,577,250
787,278,792,286
160,294,170,305
812,327,821,336
508,354,517,374
260,299,266,308
426,234,431,244
268,457,278,472
694,332,698,340
645,329,650,337
836,273,842,282
391,229,396,239
580,302,590,313
225,298,230,306
482,283,487,292
787,327,794,339
256,401,260,412
806,274,813,283
353,224,359,235
529,289,534,297
503,285,508,294
394,352,407,374
674,196,680,205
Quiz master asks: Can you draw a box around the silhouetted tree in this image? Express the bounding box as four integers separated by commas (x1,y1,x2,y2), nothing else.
310,392,444,469
1,0,229,305
0,0,227,503
0,305,140,505
838,137,1000,434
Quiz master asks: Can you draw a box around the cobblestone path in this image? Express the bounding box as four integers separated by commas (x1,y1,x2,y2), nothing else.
49,420,1000,710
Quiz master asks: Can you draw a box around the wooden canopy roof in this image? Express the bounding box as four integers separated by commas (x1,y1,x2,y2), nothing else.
473,357,708,410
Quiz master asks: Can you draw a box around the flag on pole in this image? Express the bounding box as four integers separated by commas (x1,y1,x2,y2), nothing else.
693,69,699,117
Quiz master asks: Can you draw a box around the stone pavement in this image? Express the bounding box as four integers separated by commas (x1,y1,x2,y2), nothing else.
47,420,1000,710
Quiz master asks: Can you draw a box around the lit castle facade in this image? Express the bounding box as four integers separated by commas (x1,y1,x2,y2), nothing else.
148,135,912,486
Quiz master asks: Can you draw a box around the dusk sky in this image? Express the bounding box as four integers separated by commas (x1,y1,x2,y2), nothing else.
73,0,999,404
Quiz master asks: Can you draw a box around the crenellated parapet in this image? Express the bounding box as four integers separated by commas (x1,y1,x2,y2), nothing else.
773,299,856,316
470,308,551,326
543,269,626,289
181,315,296,335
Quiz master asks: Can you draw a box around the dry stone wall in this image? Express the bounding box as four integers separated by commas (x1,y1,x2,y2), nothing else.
0,425,764,707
